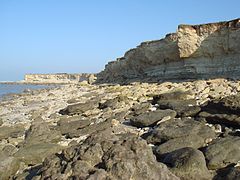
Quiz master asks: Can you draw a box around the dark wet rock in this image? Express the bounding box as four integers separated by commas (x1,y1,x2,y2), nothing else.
0,124,25,140
59,100,99,115
14,143,63,165
204,136,240,170
0,118,3,126
36,129,179,180
163,147,212,180
200,94,240,128
57,116,91,135
130,109,177,128
155,134,209,158
24,120,61,145
99,96,129,109
215,166,240,180
145,117,216,145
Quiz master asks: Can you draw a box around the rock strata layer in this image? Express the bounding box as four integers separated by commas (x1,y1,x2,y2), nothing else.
24,73,96,84
97,18,240,83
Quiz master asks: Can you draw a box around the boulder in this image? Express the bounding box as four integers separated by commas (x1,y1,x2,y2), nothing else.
145,117,215,145
59,100,99,115
14,143,63,165
130,102,152,115
204,136,240,170
130,109,177,128
99,96,129,109
65,119,112,138
200,94,240,128
215,166,240,180
0,124,25,140
163,147,211,180
24,120,61,145
0,154,20,180
57,116,91,135
157,99,201,117
153,91,201,117
155,134,209,158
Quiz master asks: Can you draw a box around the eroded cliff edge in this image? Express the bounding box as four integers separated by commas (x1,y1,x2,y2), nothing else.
97,18,240,83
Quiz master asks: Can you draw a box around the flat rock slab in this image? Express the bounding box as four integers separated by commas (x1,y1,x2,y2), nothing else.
130,109,177,128
57,117,91,135
145,117,216,145
25,121,61,144
153,91,192,102
157,99,201,117
202,94,240,115
65,119,112,138
0,124,25,140
59,100,99,115
99,96,129,109
204,136,240,170
200,94,240,128
14,143,63,165
163,147,211,180
199,111,240,128
153,91,200,117
155,134,208,157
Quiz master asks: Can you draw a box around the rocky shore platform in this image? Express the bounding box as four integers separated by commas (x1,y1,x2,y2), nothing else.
0,79,240,179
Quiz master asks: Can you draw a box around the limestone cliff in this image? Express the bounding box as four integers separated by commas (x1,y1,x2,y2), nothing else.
24,73,96,84
97,18,240,83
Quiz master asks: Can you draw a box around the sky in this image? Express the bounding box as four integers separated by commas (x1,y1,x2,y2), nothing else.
0,0,239,81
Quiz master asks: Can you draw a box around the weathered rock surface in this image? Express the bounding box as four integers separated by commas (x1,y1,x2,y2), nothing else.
130,109,177,128
34,130,179,180
204,136,240,170
163,147,211,180
155,134,209,157
145,117,216,145
97,18,240,83
153,91,201,117
59,99,99,115
0,124,25,140
57,116,91,135
200,94,240,128
215,166,240,180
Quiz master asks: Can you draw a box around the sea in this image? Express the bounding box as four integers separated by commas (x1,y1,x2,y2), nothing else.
0,83,53,99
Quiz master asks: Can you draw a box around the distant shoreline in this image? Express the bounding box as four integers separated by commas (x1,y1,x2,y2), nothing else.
0,81,70,86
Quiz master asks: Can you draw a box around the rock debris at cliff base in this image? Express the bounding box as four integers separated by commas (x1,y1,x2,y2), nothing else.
0,79,240,179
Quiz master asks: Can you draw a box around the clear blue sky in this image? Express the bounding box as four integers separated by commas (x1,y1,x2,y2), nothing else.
0,0,239,81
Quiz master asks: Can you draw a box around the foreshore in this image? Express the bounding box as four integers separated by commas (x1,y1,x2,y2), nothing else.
1,79,240,179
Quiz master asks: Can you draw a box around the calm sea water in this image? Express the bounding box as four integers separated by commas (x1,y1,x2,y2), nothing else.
0,83,53,98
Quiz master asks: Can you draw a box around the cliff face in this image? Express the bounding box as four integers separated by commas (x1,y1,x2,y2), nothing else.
97,18,240,83
24,73,96,84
